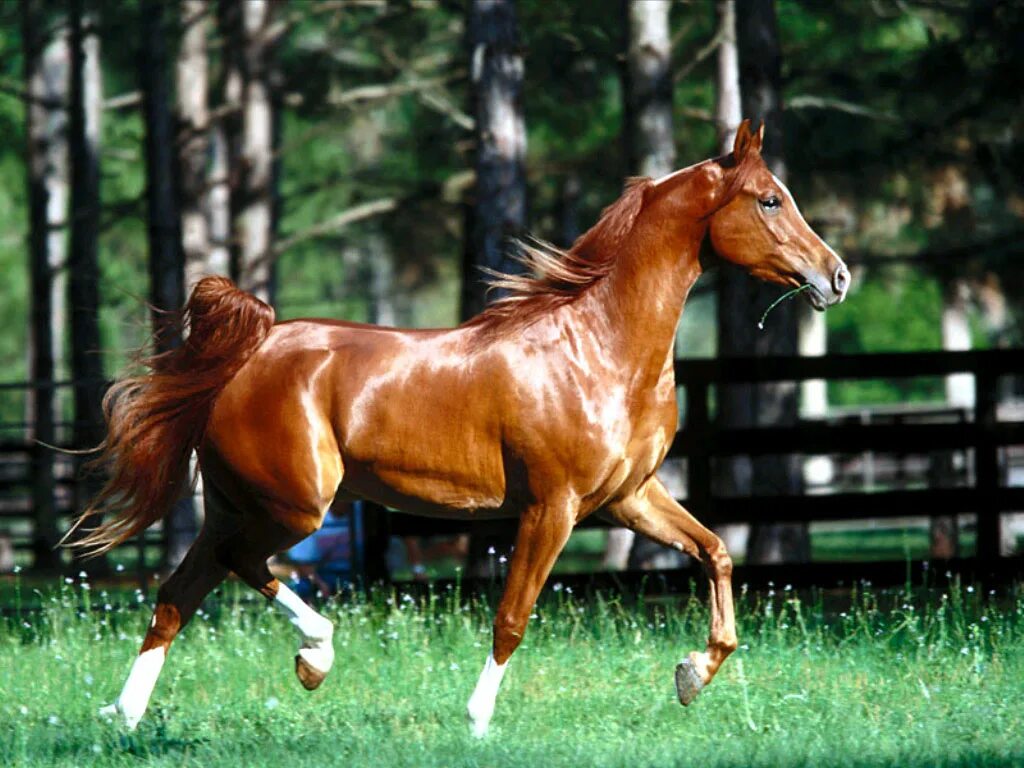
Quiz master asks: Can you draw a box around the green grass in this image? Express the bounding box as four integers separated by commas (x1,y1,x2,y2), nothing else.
1,577,1023,767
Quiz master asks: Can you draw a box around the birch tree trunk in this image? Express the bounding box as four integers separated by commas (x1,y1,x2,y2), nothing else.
178,0,223,291
207,0,234,285
710,0,751,562
463,0,527,575
623,0,675,179
141,0,198,569
23,0,69,571
717,0,808,564
208,119,233,281
140,0,185,348
715,0,741,151
462,0,527,319
68,0,107,570
607,0,678,571
237,0,276,302
217,0,244,290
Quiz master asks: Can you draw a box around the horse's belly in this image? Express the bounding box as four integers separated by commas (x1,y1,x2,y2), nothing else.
338,457,506,518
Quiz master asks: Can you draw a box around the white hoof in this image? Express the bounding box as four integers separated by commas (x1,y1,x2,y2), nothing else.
466,690,495,738
466,652,506,738
467,709,492,739
98,701,143,730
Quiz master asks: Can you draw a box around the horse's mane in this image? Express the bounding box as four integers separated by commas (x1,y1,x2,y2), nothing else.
468,176,653,328
464,146,758,333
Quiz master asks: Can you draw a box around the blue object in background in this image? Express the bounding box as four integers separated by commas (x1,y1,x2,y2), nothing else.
285,501,365,597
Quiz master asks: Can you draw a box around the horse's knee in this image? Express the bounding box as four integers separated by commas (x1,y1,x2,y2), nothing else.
492,611,528,663
707,537,733,579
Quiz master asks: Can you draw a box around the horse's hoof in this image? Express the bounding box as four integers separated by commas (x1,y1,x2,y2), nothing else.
295,653,327,691
675,658,704,706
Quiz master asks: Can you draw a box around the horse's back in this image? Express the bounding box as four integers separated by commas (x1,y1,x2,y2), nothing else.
201,319,508,524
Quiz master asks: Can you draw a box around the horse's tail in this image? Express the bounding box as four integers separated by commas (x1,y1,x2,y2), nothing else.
62,276,275,556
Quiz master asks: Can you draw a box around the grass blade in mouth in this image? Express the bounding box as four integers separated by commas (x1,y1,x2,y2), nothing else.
758,284,812,330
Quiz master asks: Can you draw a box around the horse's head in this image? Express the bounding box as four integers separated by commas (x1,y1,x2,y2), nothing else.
706,120,850,310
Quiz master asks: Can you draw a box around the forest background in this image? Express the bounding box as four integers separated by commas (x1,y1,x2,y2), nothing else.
0,0,1021,472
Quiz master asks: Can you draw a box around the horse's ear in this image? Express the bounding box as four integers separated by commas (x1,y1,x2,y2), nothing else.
732,119,754,161
749,120,765,151
732,118,764,162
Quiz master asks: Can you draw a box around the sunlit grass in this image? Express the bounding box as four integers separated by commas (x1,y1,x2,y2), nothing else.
1,575,1022,767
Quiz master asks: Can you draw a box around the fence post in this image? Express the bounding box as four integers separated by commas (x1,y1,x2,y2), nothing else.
686,379,712,515
974,366,1000,562
30,380,60,570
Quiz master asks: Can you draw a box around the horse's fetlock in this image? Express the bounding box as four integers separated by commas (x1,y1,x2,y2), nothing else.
709,540,733,577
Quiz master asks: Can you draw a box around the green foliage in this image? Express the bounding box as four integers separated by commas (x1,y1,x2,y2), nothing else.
827,267,945,405
1,578,1022,767
0,0,1019,419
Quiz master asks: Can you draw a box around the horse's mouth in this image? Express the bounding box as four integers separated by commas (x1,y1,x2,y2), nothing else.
803,284,829,311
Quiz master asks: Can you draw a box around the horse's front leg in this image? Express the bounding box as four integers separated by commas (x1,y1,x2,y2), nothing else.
607,477,737,705
467,499,575,737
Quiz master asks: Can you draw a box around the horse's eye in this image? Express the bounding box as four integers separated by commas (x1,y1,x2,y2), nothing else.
759,195,782,213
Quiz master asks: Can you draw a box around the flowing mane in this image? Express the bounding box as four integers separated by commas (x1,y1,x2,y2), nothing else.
468,176,653,327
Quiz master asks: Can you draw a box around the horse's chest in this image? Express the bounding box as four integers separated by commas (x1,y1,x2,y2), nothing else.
559,385,675,496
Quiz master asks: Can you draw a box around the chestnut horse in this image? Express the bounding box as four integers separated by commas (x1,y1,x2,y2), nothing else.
74,121,848,736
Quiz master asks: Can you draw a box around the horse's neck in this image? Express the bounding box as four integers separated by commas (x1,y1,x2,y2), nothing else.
585,197,705,377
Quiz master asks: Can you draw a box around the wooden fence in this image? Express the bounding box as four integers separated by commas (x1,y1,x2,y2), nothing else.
388,348,1024,587
1,349,1023,587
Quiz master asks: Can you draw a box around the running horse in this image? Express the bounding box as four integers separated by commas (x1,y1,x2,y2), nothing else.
71,121,849,736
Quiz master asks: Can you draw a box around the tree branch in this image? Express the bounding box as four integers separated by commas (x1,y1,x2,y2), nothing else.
327,75,454,107
417,89,474,131
273,197,398,256
674,26,725,83
787,94,898,122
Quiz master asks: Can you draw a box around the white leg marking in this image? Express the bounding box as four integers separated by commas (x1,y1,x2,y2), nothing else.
466,653,508,738
275,582,334,675
99,646,166,730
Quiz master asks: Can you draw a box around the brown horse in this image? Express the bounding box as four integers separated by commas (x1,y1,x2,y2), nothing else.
74,121,848,736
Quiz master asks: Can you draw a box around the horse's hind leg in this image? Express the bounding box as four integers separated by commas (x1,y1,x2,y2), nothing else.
212,513,335,691
101,530,228,729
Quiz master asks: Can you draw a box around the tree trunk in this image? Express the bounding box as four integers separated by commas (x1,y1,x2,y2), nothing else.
463,0,527,575
141,0,185,349
461,0,527,320
68,0,107,571
942,279,974,408
612,0,682,571
217,0,245,291
715,0,741,152
710,0,752,562
622,0,675,179
23,0,69,571
234,0,276,302
178,0,222,292
208,118,232,281
717,0,808,564
141,0,198,569
207,0,234,285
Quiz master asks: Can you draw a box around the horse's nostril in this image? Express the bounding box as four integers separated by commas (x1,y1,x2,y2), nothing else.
833,265,850,295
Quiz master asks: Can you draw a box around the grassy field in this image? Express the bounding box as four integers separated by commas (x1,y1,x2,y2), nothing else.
1,576,1022,768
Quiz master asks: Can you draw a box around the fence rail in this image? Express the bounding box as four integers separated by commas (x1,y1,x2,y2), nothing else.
1,349,1022,584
